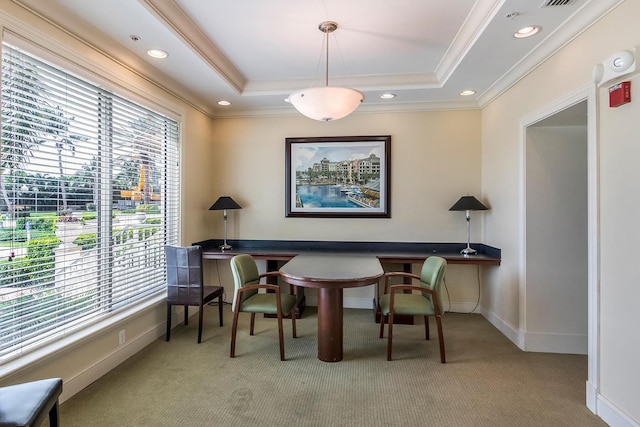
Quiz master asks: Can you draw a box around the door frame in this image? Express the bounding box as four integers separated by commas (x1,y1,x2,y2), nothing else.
518,83,599,411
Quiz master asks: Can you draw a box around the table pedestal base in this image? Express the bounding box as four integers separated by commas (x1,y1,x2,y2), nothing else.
279,254,385,363
317,288,343,362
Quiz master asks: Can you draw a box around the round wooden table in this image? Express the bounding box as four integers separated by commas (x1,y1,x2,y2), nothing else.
279,254,383,362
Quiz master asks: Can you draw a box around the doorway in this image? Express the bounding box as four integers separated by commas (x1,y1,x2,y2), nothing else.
524,100,588,354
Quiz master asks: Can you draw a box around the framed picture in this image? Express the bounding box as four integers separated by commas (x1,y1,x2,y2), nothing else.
285,135,391,218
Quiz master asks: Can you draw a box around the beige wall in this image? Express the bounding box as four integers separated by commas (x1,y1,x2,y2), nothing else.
181,111,219,246
482,1,640,423
206,111,486,308
208,111,482,242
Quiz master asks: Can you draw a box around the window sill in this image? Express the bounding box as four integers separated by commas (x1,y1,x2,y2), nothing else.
0,292,166,381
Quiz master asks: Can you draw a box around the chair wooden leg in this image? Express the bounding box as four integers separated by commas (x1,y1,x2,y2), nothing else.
218,294,224,327
197,304,204,343
424,315,430,340
166,304,172,342
291,311,297,338
250,313,256,335
184,305,189,325
387,311,394,361
230,308,240,358
435,314,446,363
379,314,386,338
277,311,285,361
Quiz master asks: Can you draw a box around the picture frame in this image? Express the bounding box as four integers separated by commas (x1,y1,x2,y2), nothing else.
285,135,391,218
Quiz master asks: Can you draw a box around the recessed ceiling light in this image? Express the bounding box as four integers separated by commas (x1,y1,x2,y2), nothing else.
514,25,541,39
217,100,231,106
380,93,396,99
147,49,168,59
460,90,476,96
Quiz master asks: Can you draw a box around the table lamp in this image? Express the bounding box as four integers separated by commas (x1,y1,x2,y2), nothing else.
209,196,242,251
449,196,489,256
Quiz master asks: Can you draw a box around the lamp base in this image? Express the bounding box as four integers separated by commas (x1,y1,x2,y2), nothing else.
219,244,233,251
460,246,477,256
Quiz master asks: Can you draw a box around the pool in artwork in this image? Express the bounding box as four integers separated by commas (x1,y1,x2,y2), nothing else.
296,184,359,208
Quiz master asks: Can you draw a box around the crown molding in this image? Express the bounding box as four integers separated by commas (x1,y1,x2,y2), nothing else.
477,0,624,107
212,99,479,119
436,0,504,86
140,0,246,93
9,0,217,118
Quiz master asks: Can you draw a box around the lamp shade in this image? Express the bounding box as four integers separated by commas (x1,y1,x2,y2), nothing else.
289,86,364,122
449,196,488,211
209,196,242,211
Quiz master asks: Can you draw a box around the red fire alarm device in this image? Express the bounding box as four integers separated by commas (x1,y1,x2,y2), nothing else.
609,81,631,107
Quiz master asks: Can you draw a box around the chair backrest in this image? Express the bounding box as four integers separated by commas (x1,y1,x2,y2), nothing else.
230,254,261,312
164,245,204,305
419,256,447,312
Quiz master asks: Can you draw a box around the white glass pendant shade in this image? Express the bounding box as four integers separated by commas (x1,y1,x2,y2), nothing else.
289,86,364,122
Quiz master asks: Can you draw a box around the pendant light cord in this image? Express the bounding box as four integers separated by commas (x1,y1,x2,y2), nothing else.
324,29,329,87
318,21,338,87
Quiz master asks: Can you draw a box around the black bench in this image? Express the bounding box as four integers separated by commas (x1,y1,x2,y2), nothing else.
0,378,63,427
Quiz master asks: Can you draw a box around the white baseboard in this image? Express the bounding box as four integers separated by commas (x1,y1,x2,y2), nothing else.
344,296,374,309
481,313,639,426
445,301,482,314
305,295,374,310
479,308,588,355
308,296,482,313
523,330,587,354
596,393,640,427
480,307,523,349
586,380,597,413
60,323,166,403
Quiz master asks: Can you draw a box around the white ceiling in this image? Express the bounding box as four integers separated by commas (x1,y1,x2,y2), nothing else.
13,0,619,118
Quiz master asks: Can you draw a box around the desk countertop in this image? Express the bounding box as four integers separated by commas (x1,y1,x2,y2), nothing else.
194,239,501,266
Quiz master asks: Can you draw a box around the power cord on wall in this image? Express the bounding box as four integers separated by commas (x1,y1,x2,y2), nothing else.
443,264,481,314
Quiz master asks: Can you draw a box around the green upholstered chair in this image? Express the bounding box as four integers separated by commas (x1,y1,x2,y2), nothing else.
229,254,297,361
164,245,224,343
378,256,447,362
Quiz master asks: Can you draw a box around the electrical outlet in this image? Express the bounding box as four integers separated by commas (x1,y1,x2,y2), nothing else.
118,329,125,345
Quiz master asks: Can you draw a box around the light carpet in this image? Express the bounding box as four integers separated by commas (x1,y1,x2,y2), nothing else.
59,305,607,426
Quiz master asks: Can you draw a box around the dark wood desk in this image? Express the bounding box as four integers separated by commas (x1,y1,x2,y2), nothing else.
279,254,383,362
195,239,501,321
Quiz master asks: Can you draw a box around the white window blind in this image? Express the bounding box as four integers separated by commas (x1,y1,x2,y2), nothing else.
0,43,180,363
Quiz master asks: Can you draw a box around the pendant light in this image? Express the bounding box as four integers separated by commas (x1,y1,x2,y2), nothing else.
289,21,364,122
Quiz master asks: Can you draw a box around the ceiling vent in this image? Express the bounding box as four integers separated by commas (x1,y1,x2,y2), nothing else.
541,0,577,7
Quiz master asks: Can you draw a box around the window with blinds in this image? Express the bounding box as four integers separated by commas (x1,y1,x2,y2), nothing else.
0,43,180,363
